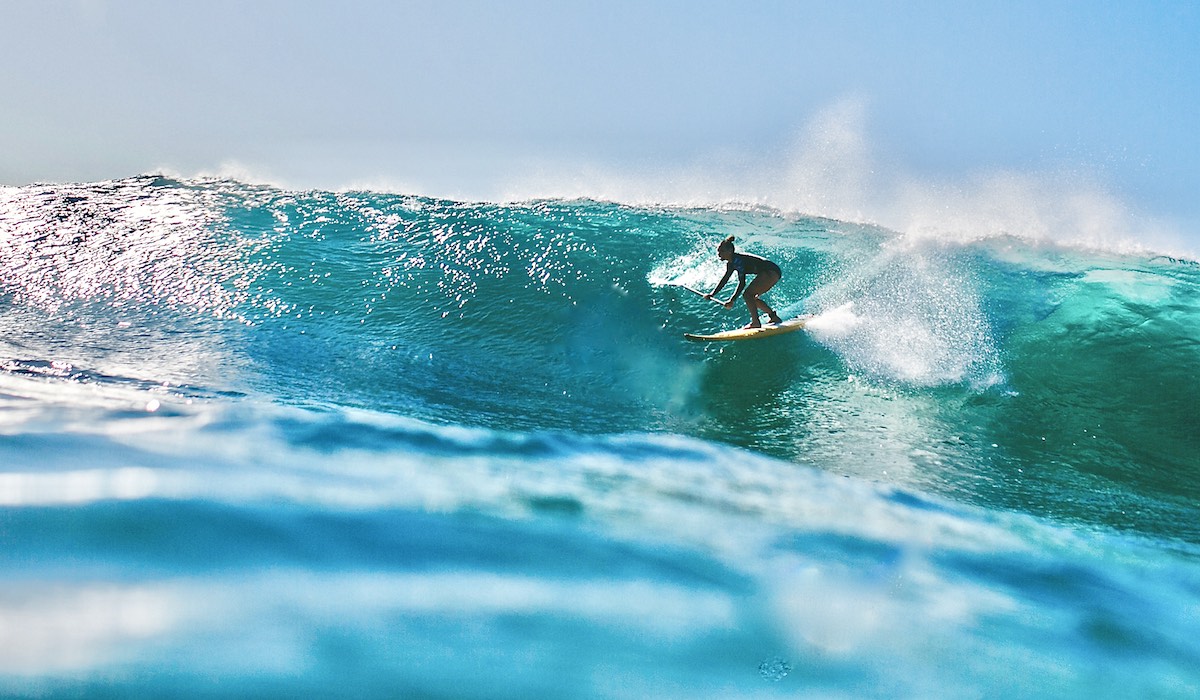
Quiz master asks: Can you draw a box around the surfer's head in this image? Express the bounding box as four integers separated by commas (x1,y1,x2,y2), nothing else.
717,235,735,260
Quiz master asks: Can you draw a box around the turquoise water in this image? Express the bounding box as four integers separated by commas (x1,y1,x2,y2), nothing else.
1,175,1198,697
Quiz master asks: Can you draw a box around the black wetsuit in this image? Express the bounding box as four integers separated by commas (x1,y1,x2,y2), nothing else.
715,253,782,300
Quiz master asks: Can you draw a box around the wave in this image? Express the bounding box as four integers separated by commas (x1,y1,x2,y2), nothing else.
2,175,1199,544
2,385,1198,695
4,174,1200,696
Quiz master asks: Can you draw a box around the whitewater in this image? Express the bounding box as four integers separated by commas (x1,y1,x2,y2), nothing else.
1,174,1198,698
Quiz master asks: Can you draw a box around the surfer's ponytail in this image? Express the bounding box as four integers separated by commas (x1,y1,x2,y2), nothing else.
718,235,735,253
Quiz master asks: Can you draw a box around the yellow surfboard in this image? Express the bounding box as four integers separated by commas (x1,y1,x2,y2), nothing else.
683,315,812,342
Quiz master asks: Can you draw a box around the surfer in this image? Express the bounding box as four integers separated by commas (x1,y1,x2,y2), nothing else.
705,235,783,328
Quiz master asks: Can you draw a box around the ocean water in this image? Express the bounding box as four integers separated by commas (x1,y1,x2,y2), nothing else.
1,175,1198,698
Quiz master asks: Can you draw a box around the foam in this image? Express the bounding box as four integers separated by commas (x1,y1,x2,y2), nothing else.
803,302,863,340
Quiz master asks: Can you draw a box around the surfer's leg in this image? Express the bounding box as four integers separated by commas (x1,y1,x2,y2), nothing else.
743,294,762,328
745,272,782,326
756,298,782,325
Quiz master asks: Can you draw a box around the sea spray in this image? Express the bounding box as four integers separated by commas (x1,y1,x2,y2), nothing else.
804,240,1004,387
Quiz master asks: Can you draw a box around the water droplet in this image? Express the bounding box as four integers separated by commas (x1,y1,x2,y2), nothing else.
758,656,791,681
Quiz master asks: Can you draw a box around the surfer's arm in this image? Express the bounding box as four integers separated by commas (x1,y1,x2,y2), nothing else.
728,272,747,303
708,267,734,299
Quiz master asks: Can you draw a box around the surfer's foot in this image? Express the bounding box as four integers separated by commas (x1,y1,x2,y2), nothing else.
743,322,762,329
768,313,782,325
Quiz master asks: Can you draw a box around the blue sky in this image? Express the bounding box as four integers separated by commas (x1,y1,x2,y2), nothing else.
3,1,1197,241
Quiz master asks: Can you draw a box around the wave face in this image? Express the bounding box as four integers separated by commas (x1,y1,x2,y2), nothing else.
2,176,1199,697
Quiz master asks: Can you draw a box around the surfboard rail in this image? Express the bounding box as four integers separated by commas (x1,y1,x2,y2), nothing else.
683,315,812,342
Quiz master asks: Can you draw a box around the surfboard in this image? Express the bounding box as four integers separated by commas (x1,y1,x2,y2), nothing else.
683,315,812,342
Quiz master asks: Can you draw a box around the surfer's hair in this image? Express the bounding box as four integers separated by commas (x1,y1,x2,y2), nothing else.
718,235,735,253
